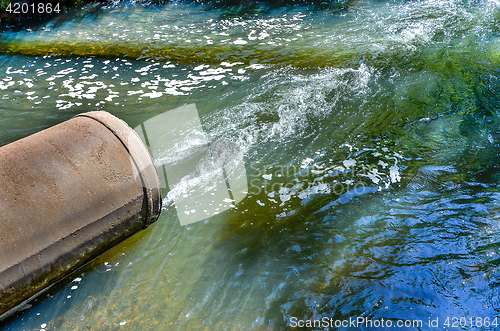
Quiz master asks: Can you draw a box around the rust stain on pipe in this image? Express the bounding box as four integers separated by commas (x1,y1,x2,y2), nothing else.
0,111,161,317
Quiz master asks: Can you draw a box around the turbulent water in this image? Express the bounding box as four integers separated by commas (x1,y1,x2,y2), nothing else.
1,0,500,329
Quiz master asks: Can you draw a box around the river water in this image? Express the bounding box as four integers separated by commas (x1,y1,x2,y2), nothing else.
1,0,500,330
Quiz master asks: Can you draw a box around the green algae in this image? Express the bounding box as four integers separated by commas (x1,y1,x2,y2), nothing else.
0,39,357,68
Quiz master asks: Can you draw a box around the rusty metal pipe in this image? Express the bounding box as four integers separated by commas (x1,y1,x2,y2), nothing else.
0,111,162,317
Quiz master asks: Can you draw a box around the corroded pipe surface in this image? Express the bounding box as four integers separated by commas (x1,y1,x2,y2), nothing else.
0,111,162,317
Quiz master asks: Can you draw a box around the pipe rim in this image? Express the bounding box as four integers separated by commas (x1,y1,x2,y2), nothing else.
74,111,162,226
